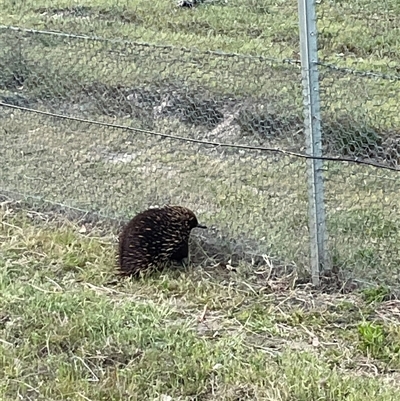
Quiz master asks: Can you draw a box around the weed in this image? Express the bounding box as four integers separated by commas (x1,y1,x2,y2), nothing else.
362,286,392,304
358,321,387,357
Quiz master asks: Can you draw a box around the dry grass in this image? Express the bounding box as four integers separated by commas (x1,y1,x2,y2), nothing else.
1,203,400,400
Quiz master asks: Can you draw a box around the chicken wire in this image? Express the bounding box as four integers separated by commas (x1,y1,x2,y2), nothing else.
316,0,400,286
0,26,310,271
0,0,399,287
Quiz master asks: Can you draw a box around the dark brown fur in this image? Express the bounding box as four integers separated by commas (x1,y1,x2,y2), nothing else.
118,205,206,277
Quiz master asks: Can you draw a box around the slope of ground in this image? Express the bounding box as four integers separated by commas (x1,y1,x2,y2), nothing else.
1,203,400,400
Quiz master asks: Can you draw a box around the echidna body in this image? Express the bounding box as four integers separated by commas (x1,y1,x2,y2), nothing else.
118,205,206,277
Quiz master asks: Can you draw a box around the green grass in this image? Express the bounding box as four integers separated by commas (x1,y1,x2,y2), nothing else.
0,0,399,125
0,0,399,68
0,0,399,140
1,204,400,400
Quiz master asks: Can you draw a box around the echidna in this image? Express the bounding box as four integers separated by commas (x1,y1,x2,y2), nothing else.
118,205,207,277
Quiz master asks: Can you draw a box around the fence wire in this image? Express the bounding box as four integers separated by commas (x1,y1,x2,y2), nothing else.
1,0,400,287
0,25,311,271
316,0,400,286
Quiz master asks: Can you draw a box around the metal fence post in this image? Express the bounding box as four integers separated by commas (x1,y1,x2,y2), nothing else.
298,0,328,286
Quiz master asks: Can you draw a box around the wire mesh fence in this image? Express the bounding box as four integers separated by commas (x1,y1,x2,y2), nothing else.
315,0,400,287
0,25,311,274
0,0,399,287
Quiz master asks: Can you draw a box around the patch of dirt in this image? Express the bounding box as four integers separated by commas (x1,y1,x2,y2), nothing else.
93,346,144,368
80,81,226,129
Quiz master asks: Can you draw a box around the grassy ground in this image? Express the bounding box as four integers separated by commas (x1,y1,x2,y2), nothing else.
0,0,399,71
1,204,400,400
1,1,400,400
